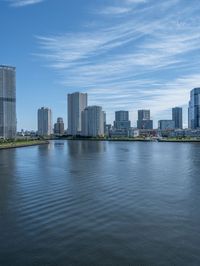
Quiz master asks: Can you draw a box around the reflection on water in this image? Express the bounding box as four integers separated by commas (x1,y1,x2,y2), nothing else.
67,140,106,156
0,150,17,211
0,140,200,266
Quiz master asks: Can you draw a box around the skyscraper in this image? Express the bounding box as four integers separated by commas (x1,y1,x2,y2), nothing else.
188,100,192,129
81,106,104,137
68,92,87,136
0,65,16,139
188,88,200,129
172,107,183,129
38,107,52,136
54,117,64,135
137,109,153,130
114,111,131,130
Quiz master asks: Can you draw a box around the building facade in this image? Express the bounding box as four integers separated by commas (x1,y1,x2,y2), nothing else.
81,106,104,137
138,110,150,121
54,117,64,135
137,109,153,129
188,100,192,129
0,65,16,139
158,120,175,130
114,110,131,131
68,92,88,136
38,107,52,136
172,107,183,129
188,88,200,129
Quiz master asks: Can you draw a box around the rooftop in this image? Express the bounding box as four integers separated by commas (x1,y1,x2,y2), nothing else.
0,65,16,70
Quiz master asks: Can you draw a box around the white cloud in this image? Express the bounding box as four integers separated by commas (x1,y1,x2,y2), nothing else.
35,0,200,126
8,0,45,7
125,0,147,3
99,6,132,15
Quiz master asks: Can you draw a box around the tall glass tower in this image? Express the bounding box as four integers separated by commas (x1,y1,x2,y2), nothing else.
0,65,16,139
172,107,183,129
188,88,200,129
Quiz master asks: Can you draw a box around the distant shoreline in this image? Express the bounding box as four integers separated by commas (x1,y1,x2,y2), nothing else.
0,140,49,150
157,139,200,143
1,138,200,150
58,137,200,143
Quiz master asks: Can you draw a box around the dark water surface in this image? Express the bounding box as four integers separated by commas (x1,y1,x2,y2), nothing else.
0,140,200,266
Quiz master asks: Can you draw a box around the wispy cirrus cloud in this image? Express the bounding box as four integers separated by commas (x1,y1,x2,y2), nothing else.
98,0,147,15
125,0,147,3
99,6,132,15
8,0,45,7
35,0,200,126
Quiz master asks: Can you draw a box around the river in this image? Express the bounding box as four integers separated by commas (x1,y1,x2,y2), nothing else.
0,140,200,265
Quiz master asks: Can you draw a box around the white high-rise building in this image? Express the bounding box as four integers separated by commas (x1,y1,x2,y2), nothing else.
0,65,16,139
67,92,87,136
38,107,52,136
81,106,104,137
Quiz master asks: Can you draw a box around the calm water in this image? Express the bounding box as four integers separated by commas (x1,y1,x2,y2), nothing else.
0,140,200,266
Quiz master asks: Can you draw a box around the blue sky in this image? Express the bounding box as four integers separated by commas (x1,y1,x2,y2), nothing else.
1,0,200,130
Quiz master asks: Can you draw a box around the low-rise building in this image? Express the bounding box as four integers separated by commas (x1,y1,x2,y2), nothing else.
158,120,175,131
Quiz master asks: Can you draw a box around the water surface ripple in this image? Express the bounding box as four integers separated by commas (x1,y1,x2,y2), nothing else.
0,140,200,265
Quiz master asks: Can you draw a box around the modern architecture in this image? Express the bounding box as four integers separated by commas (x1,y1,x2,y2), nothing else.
114,110,131,131
54,117,64,135
68,92,87,136
81,106,104,137
158,120,175,130
188,88,200,129
0,65,16,139
172,107,183,129
38,107,52,136
137,109,153,129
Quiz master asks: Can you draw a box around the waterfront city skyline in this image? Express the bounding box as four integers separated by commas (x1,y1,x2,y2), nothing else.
1,65,199,135
1,0,200,129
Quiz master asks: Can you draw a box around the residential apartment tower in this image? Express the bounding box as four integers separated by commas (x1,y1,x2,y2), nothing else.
81,106,104,137
38,107,52,136
68,92,87,136
0,65,16,139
